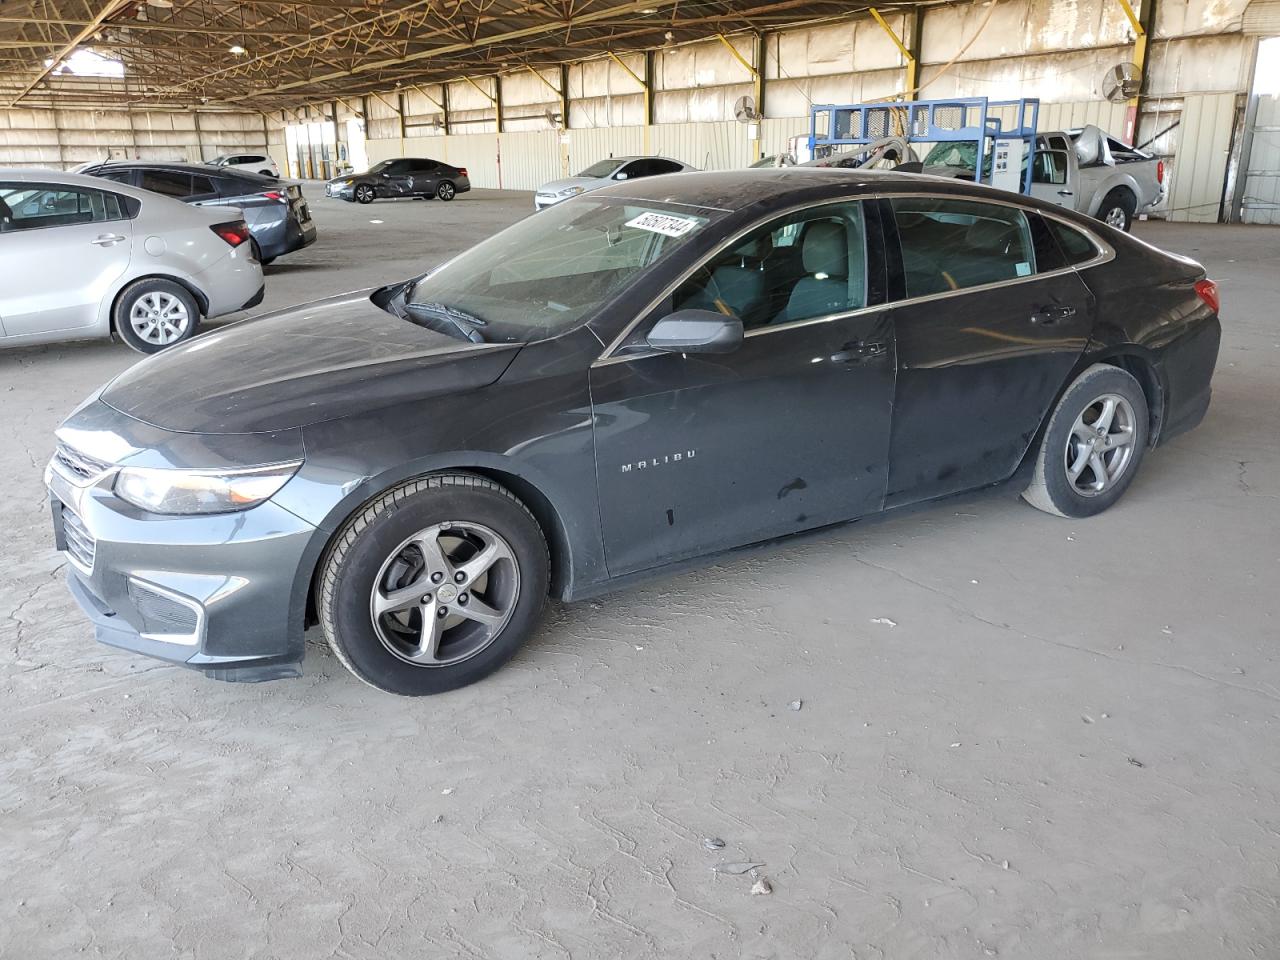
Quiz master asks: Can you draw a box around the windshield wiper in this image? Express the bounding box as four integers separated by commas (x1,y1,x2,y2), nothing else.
404,300,487,343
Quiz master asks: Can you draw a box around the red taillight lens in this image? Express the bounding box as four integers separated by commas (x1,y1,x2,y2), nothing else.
210,221,250,248
1157,160,1165,184
1194,278,1219,314
458,167,468,178
261,190,284,201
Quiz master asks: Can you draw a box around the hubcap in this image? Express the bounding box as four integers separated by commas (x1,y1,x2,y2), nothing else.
357,186,372,201
129,291,189,345
369,521,520,667
440,183,454,199
1065,393,1137,497
1105,206,1127,228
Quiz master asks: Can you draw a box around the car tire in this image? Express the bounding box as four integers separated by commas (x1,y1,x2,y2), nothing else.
113,278,201,354
318,473,549,696
436,180,456,201
1097,188,1136,232
1022,363,1149,519
355,184,376,204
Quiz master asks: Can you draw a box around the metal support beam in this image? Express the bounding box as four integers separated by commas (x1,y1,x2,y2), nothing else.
560,64,571,130
494,75,504,134
716,33,762,160
441,83,452,136
869,7,918,98
397,91,408,146
6,0,130,106
1117,0,1155,144
607,49,651,126
193,110,203,162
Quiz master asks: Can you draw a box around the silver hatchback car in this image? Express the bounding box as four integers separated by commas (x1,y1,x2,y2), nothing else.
0,168,264,353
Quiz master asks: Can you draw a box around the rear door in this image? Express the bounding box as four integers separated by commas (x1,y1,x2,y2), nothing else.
409,159,440,194
0,182,133,337
881,194,1095,507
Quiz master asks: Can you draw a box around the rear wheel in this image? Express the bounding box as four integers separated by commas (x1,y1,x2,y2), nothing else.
436,180,456,201
318,474,549,696
113,278,200,354
355,183,375,204
1098,188,1136,232
1022,364,1149,518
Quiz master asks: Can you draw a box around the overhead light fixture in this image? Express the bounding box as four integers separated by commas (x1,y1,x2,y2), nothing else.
147,0,174,7
229,44,247,55
641,7,658,12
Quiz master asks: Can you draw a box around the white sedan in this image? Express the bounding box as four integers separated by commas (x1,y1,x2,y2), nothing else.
0,168,264,353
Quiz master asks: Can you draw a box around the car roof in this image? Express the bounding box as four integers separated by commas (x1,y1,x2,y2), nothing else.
82,160,225,173
0,166,183,204
591,167,1048,214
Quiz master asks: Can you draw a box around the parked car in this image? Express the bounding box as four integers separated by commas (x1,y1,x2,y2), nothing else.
0,168,262,353
534,156,693,209
81,161,315,264
47,169,1220,695
325,158,471,203
209,153,281,178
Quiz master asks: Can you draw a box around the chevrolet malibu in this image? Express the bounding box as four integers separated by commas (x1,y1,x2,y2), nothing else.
46,170,1220,696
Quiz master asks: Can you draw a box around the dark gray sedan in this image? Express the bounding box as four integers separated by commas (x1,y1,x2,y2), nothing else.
325,157,471,203
47,170,1220,696
83,161,316,264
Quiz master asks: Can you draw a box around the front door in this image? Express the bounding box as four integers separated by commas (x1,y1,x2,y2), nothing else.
881,195,1095,506
590,199,896,577
0,182,133,338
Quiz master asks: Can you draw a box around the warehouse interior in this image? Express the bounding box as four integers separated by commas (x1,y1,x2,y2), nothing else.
2,0,1279,957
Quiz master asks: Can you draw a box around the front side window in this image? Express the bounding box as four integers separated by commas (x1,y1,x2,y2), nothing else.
668,201,868,331
1032,150,1068,185
0,183,126,232
406,197,721,343
892,196,1036,299
139,169,193,197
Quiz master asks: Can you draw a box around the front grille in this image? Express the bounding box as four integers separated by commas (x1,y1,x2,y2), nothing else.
128,580,199,638
54,443,111,483
61,503,96,570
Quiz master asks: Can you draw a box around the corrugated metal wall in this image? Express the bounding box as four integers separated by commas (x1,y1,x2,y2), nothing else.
1241,94,1280,224
1168,93,1237,223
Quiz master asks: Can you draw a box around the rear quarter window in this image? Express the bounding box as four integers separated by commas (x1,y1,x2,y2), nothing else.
1048,219,1101,265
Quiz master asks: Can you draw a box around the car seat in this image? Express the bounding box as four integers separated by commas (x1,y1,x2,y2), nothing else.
775,221,850,322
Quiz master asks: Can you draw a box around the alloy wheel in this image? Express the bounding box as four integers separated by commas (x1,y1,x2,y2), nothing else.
356,185,374,203
1104,206,1127,229
129,292,190,346
1064,393,1137,496
438,182,455,200
369,521,520,667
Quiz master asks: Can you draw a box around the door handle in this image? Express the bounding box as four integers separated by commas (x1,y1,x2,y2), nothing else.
831,340,887,363
90,234,126,246
1030,305,1077,324
1057,190,1074,196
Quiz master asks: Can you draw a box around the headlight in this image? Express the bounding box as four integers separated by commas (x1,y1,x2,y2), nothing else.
114,461,302,515
557,185,587,197
343,178,354,185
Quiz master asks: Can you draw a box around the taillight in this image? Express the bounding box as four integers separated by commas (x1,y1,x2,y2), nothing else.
458,167,469,178
261,190,284,201
1157,160,1165,184
210,221,250,248
1194,278,1219,314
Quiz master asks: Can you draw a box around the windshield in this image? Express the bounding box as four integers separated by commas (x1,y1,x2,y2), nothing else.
577,158,622,179
406,198,720,343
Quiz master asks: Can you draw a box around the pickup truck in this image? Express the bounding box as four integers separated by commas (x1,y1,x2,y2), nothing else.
802,124,1165,232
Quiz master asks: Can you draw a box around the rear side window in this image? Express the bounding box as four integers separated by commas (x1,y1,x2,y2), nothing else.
139,169,194,197
189,174,216,196
1048,219,1100,265
891,196,1036,299
411,159,438,172
0,183,130,232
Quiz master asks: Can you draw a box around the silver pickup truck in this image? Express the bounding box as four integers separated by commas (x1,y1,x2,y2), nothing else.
1025,126,1165,231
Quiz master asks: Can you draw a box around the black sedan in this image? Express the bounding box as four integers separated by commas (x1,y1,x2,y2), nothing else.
48,170,1219,696
325,157,471,203
81,161,316,264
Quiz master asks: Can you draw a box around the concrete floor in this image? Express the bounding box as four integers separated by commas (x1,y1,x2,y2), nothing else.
2,189,1278,959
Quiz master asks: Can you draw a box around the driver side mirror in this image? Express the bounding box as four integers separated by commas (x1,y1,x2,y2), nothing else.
613,171,629,180
646,309,743,355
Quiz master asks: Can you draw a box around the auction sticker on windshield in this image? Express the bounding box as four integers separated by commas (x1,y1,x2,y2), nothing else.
625,211,700,238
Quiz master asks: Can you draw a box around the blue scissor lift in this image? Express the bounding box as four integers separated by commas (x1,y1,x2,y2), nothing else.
807,96,1041,196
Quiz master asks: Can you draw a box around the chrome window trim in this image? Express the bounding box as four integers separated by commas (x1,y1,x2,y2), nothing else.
593,190,1117,367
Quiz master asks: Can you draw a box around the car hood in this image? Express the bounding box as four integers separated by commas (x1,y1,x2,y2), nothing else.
538,176,604,195
100,290,523,435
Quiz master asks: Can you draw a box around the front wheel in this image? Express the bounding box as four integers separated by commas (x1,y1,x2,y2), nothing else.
436,180,456,201
1097,188,1136,232
354,184,376,204
318,474,549,696
113,278,200,353
1022,363,1149,518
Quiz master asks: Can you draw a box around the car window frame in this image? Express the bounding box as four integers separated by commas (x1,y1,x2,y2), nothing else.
0,181,135,233
878,192,1114,309
597,196,890,364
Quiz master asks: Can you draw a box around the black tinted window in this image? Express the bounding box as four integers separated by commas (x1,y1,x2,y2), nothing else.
1032,150,1068,185
139,169,193,197
892,197,1036,299
1048,219,1100,265
410,159,438,172
189,174,215,196
385,160,412,174
95,169,134,185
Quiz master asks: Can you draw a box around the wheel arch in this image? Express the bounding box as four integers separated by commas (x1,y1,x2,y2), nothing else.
293,459,582,639
108,274,210,335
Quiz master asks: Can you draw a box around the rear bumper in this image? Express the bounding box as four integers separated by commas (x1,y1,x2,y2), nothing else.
241,283,265,310
1154,315,1221,445
254,215,316,261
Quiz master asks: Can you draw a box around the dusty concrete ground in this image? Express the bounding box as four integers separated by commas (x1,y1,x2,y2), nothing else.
2,189,1278,960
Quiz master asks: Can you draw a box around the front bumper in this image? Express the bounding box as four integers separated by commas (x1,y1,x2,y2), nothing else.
534,193,568,210
47,441,316,682
325,182,355,200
